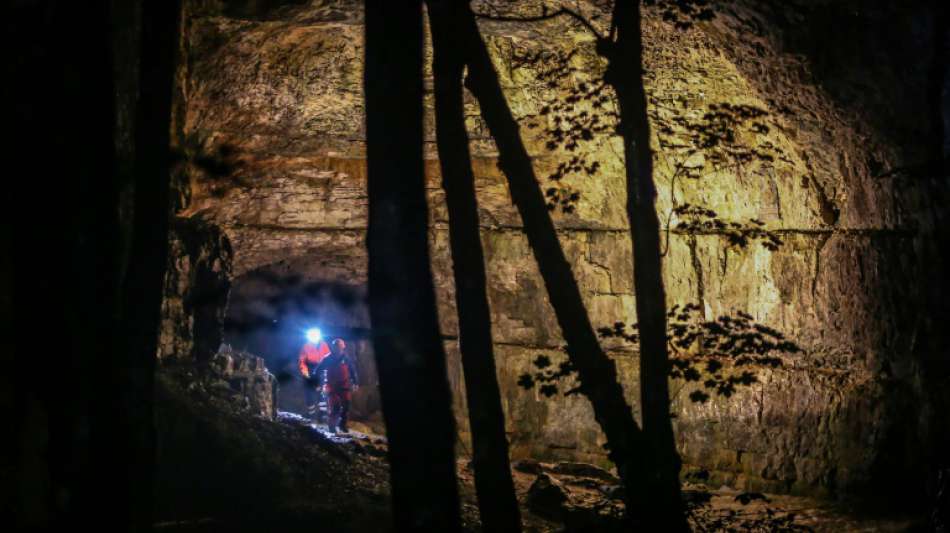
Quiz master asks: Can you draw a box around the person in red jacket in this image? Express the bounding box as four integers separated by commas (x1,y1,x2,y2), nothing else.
298,335,330,421
314,338,360,434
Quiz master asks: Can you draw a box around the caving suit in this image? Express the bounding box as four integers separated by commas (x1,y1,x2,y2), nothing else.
298,341,330,420
314,352,360,431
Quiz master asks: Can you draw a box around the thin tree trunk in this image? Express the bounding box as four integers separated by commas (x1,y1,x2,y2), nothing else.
428,2,522,530
364,2,462,531
606,1,688,529
931,0,949,175
42,2,123,529
431,2,648,525
119,1,182,529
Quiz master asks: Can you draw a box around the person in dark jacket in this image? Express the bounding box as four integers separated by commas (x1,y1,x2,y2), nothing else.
314,338,360,434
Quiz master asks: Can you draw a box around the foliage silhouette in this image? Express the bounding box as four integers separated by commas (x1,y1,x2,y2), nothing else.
526,47,615,213
520,303,801,405
672,204,783,251
515,353,578,398
652,98,791,255
643,0,715,30
654,101,790,178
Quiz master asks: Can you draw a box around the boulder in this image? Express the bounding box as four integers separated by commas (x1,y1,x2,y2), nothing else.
525,473,569,520
210,344,278,419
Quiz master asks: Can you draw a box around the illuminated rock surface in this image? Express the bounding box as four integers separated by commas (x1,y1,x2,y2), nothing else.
162,0,948,502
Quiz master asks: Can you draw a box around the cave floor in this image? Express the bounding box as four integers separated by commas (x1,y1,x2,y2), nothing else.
155,367,925,532
289,416,922,532
465,459,923,532
681,487,920,532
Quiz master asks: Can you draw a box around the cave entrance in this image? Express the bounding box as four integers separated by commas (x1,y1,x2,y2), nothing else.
222,267,383,433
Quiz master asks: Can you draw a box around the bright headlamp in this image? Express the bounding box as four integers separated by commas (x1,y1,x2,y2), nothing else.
306,328,322,344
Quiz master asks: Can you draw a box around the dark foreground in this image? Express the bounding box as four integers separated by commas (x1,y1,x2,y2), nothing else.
154,366,929,532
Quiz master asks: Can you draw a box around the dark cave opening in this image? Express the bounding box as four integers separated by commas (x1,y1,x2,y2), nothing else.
222,267,384,430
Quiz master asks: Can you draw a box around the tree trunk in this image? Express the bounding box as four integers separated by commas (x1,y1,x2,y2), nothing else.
605,1,688,529
931,0,950,175
119,0,182,529
364,2,462,531
13,1,122,528
428,2,522,530
432,2,649,526
9,1,177,530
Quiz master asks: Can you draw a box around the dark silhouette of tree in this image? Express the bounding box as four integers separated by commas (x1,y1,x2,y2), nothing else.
472,2,789,527
929,0,949,179
426,2,651,528
604,2,689,528
11,1,179,530
12,3,121,529
428,1,522,531
364,2,462,531
120,1,183,529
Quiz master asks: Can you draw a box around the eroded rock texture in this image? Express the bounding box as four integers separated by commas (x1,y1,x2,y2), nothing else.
159,217,233,361
210,344,279,419
164,0,949,501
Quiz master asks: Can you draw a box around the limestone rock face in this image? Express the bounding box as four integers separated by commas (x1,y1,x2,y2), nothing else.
210,344,279,419
167,0,948,500
159,218,233,361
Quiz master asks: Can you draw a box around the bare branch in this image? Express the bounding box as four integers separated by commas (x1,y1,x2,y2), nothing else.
472,5,607,41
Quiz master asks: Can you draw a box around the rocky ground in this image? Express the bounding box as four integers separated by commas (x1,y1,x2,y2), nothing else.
496,459,926,532
153,364,393,532
153,359,929,531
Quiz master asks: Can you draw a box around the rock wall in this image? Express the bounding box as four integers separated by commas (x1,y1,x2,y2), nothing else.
209,344,279,419
168,0,948,501
159,217,233,361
